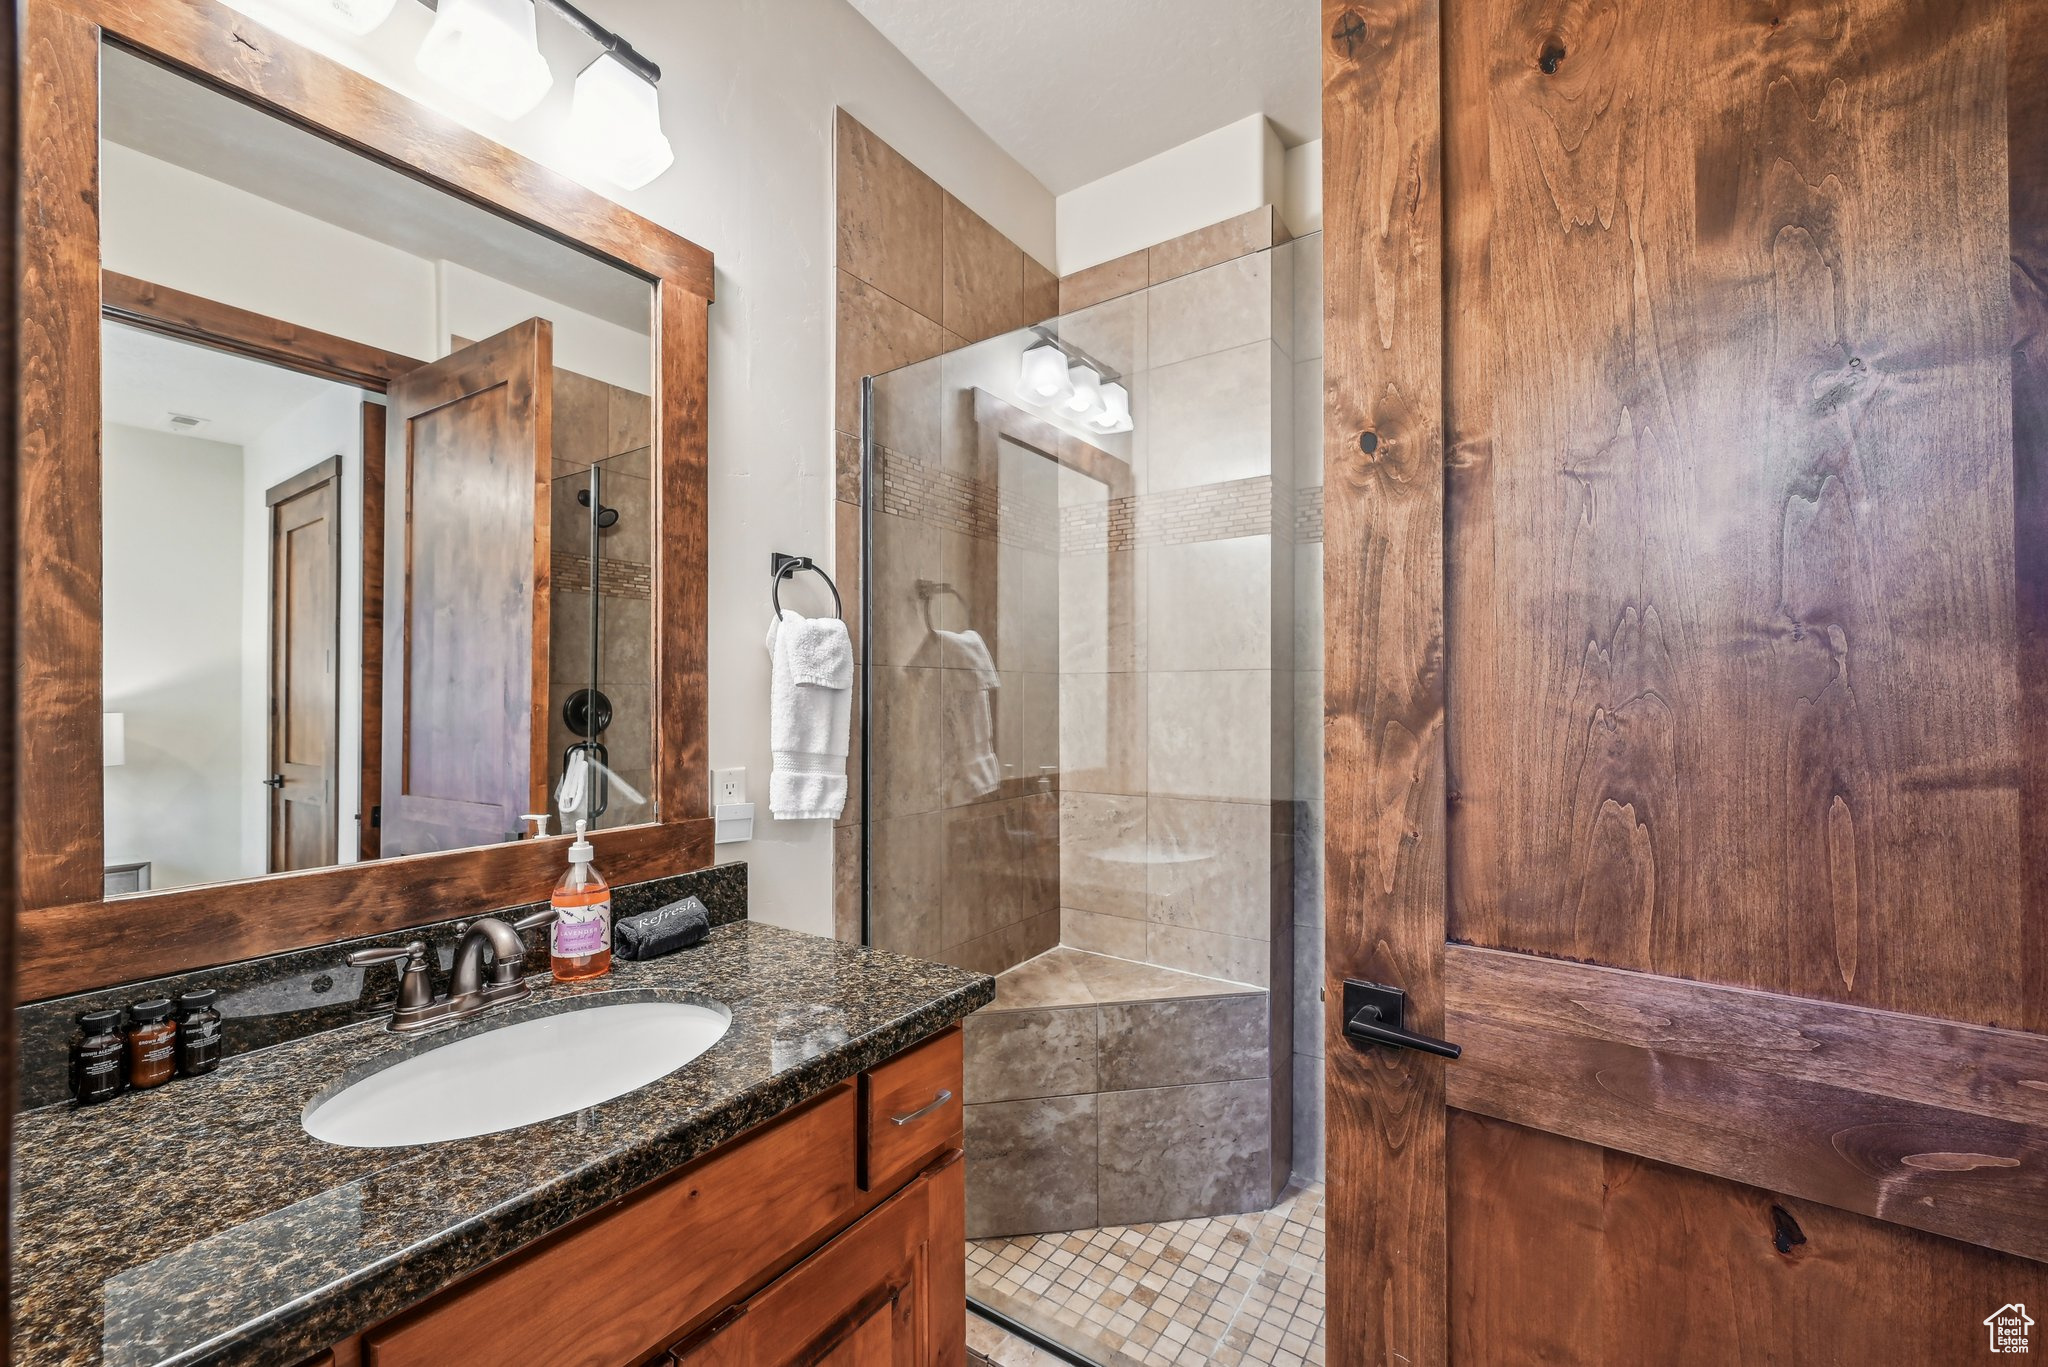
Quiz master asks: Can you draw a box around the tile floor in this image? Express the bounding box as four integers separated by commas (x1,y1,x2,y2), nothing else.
966,1181,1325,1367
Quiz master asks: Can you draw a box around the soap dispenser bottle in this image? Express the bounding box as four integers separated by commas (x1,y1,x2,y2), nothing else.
550,820,612,982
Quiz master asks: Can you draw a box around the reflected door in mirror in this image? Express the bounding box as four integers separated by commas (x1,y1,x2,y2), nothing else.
381,320,553,856
266,458,342,872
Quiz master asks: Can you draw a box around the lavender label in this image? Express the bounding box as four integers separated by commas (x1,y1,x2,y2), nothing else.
553,900,611,956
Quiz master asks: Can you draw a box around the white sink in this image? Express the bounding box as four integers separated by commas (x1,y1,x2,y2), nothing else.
303,997,732,1148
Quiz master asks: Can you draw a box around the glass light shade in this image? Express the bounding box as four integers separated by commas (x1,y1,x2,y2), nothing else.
103,713,125,768
567,54,677,190
1064,363,1104,417
416,0,554,122
1019,343,1074,405
1092,381,1133,433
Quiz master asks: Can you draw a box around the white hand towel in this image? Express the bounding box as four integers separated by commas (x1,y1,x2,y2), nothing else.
934,627,1002,798
766,609,852,819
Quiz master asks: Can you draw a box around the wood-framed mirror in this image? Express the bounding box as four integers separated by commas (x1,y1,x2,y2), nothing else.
17,0,713,1002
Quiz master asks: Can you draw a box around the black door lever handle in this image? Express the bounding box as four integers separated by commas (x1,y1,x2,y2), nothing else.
1342,980,1461,1059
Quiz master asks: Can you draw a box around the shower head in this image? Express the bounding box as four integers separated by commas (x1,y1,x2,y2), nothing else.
577,487,621,528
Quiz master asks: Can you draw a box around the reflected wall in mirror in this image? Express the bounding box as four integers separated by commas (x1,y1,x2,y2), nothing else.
98,45,658,897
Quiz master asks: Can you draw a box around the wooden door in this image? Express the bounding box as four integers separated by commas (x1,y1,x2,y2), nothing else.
380,320,552,856
674,1152,964,1367
266,457,341,872
1322,0,2048,1362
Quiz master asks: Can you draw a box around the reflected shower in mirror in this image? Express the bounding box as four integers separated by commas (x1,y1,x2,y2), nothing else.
97,44,657,896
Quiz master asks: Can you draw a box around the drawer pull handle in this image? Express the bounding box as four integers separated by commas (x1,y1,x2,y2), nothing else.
890,1089,954,1126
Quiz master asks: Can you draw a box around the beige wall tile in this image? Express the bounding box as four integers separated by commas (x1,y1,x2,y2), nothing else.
1022,254,1058,325
870,809,945,957
1059,249,1148,314
1096,1078,1269,1225
832,823,861,942
835,110,944,321
1147,797,1275,941
1060,790,1148,917
1147,535,1274,673
966,1005,1099,1103
835,270,943,435
1060,671,1147,795
965,1094,1100,1237
1147,252,1276,370
943,191,1026,344
1140,341,1278,492
1058,547,1145,675
1147,923,1269,987
1058,288,1148,379
1146,669,1274,801
944,794,1058,945
869,664,946,818
1291,232,1324,361
551,366,608,469
867,508,945,669
608,384,652,459
1061,906,1149,959
1148,206,1279,285
1098,994,1269,1089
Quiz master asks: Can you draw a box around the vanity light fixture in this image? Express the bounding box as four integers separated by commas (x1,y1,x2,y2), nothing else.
416,0,555,120
1093,380,1134,433
1063,362,1104,418
1019,342,1075,405
566,52,674,189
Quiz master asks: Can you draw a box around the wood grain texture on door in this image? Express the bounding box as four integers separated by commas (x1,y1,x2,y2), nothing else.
1321,0,1452,1361
1323,0,2048,1359
380,320,552,857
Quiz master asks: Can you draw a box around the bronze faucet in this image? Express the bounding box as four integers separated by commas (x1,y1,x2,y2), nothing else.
347,908,559,1034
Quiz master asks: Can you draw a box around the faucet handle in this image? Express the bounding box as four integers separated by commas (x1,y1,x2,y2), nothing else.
348,940,436,1017
512,907,561,934
347,939,429,969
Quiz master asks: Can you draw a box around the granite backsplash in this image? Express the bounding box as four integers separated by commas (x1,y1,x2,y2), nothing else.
15,862,747,1110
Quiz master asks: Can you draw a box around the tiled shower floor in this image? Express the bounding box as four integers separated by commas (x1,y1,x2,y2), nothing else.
966,1181,1326,1367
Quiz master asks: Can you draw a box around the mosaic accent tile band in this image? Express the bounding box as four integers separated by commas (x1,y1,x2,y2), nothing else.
968,1181,1326,1367
550,550,656,600
873,446,1061,553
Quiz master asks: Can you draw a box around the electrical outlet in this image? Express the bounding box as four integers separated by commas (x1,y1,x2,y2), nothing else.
713,767,747,806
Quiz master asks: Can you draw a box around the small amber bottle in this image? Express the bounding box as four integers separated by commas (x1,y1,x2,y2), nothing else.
126,998,177,1090
175,988,223,1077
69,1008,126,1105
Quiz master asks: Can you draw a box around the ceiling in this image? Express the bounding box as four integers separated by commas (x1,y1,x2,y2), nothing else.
101,46,652,332
102,321,351,447
846,0,1321,194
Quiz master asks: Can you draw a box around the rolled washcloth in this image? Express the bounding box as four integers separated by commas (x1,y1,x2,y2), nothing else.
766,608,854,819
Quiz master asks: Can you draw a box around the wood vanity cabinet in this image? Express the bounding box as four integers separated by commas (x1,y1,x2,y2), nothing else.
310,1027,965,1367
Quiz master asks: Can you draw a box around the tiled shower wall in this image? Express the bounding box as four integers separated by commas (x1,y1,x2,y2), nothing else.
831,111,1061,973
546,363,655,830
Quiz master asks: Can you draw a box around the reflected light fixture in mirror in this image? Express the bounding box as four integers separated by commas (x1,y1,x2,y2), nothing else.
567,52,674,189
417,0,554,120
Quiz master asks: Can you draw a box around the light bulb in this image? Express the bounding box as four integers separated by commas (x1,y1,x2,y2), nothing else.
567,53,676,190
1019,343,1074,405
1064,363,1103,417
1093,381,1133,433
416,0,554,122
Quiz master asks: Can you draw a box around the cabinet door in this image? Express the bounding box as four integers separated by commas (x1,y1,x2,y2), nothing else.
674,1151,964,1367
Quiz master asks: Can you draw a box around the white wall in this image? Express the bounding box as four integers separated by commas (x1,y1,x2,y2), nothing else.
238,387,372,874
207,0,1058,936
103,145,651,390
1055,114,1285,274
1282,139,1322,237
103,424,248,888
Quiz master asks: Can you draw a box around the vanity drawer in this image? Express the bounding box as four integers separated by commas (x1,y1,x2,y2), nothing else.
858,1026,963,1191
365,1083,862,1367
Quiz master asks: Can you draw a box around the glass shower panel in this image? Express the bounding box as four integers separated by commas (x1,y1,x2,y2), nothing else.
862,229,1325,1366
547,432,656,832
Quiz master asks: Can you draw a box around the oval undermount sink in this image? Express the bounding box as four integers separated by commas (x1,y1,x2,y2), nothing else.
304,996,732,1149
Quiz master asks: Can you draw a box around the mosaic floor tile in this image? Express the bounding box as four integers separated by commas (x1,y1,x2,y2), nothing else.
969,1182,1325,1367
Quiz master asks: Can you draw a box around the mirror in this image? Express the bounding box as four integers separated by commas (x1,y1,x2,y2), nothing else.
97,46,659,896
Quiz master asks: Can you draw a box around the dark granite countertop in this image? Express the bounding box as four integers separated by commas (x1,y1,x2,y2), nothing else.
12,922,994,1367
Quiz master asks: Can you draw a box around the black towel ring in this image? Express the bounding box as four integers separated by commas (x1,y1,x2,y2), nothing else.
771,552,843,619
